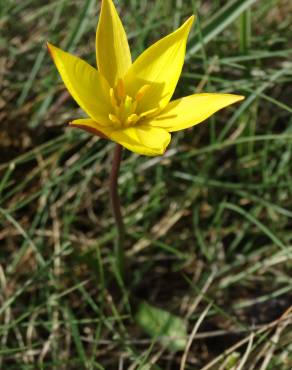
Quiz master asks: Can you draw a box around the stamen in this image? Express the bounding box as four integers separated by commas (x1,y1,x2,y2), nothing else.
109,113,121,125
140,107,158,118
116,79,126,101
109,88,118,108
135,84,150,102
108,81,156,127
126,114,139,125
132,100,138,113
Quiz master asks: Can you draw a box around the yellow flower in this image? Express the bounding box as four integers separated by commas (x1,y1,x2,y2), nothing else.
47,0,244,156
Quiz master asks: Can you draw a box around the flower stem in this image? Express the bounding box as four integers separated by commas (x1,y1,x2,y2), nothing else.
109,144,125,281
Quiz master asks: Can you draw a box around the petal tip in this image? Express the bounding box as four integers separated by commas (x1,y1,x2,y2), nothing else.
222,93,245,104
233,94,245,103
46,42,56,60
188,15,196,24
182,14,196,31
46,41,54,51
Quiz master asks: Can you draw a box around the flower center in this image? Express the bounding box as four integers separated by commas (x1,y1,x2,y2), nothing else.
108,79,157,128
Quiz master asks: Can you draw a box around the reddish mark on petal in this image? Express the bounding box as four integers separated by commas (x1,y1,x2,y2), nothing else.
69,123,108,139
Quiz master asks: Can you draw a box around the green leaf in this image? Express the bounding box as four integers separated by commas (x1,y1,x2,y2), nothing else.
188,0,257,56
225,352,241,369
135,301,187,352
137,365,162,370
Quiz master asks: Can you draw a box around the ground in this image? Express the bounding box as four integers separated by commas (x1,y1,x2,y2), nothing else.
0,0,292,369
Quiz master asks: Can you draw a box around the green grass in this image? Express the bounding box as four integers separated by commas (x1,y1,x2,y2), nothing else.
1,0,292,368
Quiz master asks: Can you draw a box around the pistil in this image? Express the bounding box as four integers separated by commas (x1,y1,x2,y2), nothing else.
109,80,154,128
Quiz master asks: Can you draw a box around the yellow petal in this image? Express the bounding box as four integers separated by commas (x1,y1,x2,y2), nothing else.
148,93,245,132
70,119,171,156
47,42,111,123
125,16,194,113
110,126,171,156
96,0,132,87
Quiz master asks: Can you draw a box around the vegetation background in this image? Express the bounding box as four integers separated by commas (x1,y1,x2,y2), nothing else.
1,0,292,368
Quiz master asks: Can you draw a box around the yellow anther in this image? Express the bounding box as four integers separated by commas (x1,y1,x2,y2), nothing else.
126,114,139,125
110,88,118,108
135,84,150,102
109,113,121,125
109,82,155,126
116,78,126,101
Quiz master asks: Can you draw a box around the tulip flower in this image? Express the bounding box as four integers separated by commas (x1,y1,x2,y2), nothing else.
47,0,244,281
47,0,243,157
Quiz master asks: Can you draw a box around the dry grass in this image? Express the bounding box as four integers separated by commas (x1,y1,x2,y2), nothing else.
1,0,292,368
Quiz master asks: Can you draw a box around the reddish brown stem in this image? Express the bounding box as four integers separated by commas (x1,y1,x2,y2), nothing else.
109,144,125,280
